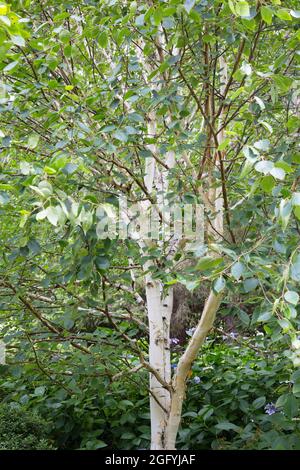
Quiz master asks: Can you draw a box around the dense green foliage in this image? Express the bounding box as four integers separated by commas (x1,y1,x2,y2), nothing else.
0,0,299,450
0,404,53,449
2,335,300,450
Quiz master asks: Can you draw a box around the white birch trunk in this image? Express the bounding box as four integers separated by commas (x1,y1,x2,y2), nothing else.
214,55,228,237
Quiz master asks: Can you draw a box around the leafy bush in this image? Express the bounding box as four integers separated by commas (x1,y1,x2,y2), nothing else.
1,335,300,450
0,404,54,450
178,336,300,450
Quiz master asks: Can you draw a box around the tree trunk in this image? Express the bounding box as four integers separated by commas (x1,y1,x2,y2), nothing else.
164,291,222,449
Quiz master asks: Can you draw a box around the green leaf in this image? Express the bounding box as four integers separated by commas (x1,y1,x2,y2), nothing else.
153,7,163,25
278,318,292,331
180,279,200,291
279,199,292,230
215,422,240,432
290,10,300,18
31,181,53,198
196,256,223,271
228,0,236,15
95,256,110,270
98,31,108,48
253,139,270,152
184,0,196,14
294,206,300,221
3,61,19,72
0,183,14,191
113,129,128,142
275,9,292,21
284,291,299,306
261,6,273,24
28,134,39,149
255,160,273,174
252,396,266,409
280,394,299,418
121,432,136,440
292,383,300,397
213,276,226,293
270,167,285,181
257,311,272,322
218,138,230,151
46,206,59,226
236,1,250,17
0,15,10,26
243,278,258,293
10,35,26,47
260,175,275,193
231,261,245,280
291,255,300,282
34,386,46,396
273,75,293,93
254,96,265,110
292,193,300,206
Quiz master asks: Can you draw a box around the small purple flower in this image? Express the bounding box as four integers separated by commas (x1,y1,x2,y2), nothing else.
186,327,196,337
171,363,177,370
170,337,180,346
264,403,279,415
193,376,201,384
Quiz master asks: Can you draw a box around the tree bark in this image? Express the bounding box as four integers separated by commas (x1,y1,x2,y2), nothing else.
164,291,222,449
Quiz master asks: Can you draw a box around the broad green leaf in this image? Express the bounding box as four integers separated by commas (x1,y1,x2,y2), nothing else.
254,139,270,152
292,193,300,206
10,35,26,47
284,291,299,306
95,256,110,270
273,75,293,93
279,199,292,230
270,167,285,181
228,0,236,15
261,6,273,24
252,396,266,409
290,10,300,18
218,138,230,151
236,1,250,17
0,15,10,26
291,257,300,282
257,311,272,322
275,9,292,21
184,0,195,14
215,422,240,432
254,96,265,110
98,31,108,48
260,175,275,193
113,129,128,142
196,256,223,271
231,261,245,280
243,278,258,293
28,134,39,149
213,276,226,293
3,61,19,72
255,160,274,174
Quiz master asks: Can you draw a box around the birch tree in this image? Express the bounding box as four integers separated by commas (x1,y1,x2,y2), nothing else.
0,0,299,450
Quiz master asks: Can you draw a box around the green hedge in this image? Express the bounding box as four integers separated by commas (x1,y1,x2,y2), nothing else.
0,404,54,450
